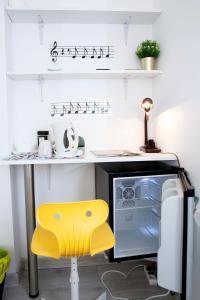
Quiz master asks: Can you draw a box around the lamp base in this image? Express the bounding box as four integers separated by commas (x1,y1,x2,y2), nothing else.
140,139,161,153
140,146,161,153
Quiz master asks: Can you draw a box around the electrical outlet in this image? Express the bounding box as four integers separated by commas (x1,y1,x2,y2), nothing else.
144,265,158,286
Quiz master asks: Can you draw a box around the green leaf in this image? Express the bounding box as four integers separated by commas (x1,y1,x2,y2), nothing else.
135,40,160,59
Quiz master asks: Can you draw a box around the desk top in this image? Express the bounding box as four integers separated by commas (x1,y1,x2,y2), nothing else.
0,151,177,166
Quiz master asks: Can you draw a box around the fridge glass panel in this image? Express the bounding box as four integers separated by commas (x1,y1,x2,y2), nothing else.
113,174,177,258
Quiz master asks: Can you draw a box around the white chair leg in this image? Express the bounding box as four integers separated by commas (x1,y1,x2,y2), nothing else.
70,257,79,300
96,291,107,300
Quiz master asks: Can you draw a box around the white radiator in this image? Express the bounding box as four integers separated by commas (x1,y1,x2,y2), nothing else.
157,178,183,293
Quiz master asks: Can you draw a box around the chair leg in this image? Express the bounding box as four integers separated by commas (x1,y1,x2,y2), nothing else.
70,257,79,300
96,291,107,300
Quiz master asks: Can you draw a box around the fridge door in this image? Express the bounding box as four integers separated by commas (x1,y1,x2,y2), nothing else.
157,171,194,300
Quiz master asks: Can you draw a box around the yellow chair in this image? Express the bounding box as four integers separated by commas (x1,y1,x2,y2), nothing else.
31,199,115,300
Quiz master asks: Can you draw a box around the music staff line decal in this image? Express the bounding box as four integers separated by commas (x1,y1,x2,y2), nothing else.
50,41,114,62
51,101,112,116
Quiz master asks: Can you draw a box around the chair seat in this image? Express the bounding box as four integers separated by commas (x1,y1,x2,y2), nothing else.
32,221,115,258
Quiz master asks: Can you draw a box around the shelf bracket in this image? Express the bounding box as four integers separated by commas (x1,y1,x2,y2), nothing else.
123,16,132,46
37,15,44,45
38,75,44,102
123,78,128,101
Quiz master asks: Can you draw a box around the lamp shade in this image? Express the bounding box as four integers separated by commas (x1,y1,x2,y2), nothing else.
141,98,153,112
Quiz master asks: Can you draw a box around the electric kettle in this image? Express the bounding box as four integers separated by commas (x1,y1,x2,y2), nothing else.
51,121,79,157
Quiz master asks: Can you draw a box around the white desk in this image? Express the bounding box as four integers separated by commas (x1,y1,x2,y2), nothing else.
0,151,176,297
0,151,176,165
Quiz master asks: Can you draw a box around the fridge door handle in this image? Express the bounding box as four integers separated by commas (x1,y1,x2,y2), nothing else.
178,171,194,196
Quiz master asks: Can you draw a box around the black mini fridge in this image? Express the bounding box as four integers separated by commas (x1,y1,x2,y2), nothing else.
95,161,195,300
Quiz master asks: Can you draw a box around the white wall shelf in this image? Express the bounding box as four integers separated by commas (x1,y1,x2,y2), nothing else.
6,8,161,24
7,70,162,80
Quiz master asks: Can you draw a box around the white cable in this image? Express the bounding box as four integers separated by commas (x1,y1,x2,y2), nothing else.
100,265,146,300
101,270,129,300
144,289,170,300
126,264,146,276
100,264,171,300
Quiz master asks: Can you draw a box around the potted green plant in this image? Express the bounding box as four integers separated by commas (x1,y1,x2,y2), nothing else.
136,40,160,70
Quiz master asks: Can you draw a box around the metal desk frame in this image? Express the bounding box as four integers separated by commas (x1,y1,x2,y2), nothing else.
24,165,39,298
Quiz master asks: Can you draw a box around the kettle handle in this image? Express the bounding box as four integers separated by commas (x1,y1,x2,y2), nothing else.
71,123,79,147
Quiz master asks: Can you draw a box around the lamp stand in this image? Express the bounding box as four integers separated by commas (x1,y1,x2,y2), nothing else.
140,112,161,153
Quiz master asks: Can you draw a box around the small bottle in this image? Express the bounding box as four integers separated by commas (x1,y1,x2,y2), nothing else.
37,131,49,146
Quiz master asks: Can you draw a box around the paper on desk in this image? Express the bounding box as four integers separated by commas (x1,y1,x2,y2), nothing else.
91,150,140,157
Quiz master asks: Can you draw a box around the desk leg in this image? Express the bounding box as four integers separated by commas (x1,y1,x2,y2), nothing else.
24,164,39,298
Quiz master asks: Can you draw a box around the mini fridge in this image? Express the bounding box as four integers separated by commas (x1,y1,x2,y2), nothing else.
95,161,195,300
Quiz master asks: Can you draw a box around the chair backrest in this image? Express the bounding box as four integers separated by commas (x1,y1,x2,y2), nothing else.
36,199,109,257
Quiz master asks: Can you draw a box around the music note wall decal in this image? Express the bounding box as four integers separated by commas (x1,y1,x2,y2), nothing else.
60,105,66,116
91,48,97,59
75,103,81,114
50,41,58,62
92,102,99,114
67,102,74,114
50,101,112,116
98,48,104,59
50,42,114,62
82,48,88,59
106,46,110,58
83,102,89,114
72,47,79,59
51,105,57,117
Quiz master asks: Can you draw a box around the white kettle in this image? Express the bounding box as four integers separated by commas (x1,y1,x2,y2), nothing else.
52,121,79,157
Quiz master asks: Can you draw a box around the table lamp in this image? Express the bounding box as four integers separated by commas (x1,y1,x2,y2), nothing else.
140,97,161,153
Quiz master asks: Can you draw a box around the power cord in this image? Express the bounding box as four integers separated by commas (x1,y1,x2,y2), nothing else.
145,290,170,300
161,151,180,167
100,264,171,300
101,269,129,300
101,264,146,300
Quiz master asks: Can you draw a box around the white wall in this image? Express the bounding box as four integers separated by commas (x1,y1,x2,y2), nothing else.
10,22,153,259
153,0,200,197
10,22,153,152
153,3,200,298
0,0,17,273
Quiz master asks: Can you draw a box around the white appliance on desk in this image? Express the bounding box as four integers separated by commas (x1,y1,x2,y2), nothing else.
52,121,79,157
95,161,195,300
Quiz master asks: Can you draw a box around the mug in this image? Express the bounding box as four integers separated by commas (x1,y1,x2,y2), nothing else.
38,140,52,158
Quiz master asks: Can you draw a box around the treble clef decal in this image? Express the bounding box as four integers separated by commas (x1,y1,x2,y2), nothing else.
50,41,58,62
